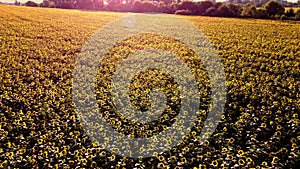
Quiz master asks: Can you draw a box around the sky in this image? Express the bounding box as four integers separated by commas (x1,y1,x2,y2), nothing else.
0,0,298,4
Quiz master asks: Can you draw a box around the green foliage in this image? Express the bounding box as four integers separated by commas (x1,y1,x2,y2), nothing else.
215,4,236,17
214,2,224,9
204,7,217,16
241,3,257,18
296,9,300,20
227,3,242,17
280,14,287,20
177,1,198,13
285,8,295,17
196,1,214,15
60,0,76,9
263,0,285,17
17,0,300,20
140,1,158,13
158,2,177,14
130,0,160,13
40,0,50,7
131,0,144,13
254,9,269,19
175,9,192,15
25,0,39,7
78,0,104,10
161,0,173,5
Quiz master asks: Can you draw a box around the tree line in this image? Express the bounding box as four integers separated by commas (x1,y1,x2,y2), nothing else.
22,0,300,20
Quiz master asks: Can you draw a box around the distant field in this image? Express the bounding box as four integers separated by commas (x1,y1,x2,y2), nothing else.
257,7,300,13
0,4,299,168
285,7,300,12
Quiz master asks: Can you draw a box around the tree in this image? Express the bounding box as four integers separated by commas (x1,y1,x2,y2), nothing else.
40,0,50,7
177,1,197,11
204,6,217,16
296,9,300,20
105,0,122,11
41,0,56,7
214,2,223,9
285,8,295,17
263,0,284,17
175,9,192,15
49,1,56,7
241,3,256,17
235,0,243,4
161,0,173,5
93,0,104,10
254,8,269,18
25,1,39,6
196,1,214,15
141,1,158,13
76,0,93,9
228,0,234,4
227,3,241,17
165,3,178,14
132,0,143,12
215,4,235,17
60,0,76,9
14,0,21,6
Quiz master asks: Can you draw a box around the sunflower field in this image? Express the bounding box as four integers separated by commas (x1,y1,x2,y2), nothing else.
0,4,299,169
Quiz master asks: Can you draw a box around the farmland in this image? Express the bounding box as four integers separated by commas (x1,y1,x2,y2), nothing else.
1,4,300,169
285,7,300,12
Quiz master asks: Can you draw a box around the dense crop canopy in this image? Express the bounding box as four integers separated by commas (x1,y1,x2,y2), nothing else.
0,4,299,169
